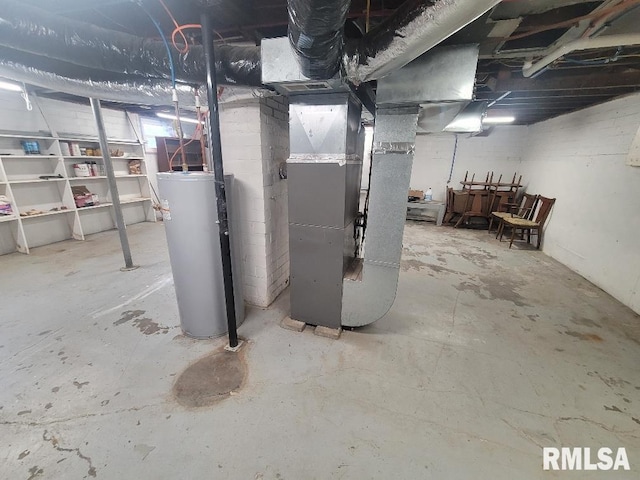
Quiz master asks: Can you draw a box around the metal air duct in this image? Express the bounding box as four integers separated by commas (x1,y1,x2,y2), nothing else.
341,109,418,327
344,0,501,84
342,45,480,327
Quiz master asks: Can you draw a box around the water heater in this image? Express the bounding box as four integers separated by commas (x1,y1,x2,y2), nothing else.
157,172,244,338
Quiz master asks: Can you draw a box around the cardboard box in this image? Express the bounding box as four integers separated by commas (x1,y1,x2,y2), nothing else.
408,189,424,199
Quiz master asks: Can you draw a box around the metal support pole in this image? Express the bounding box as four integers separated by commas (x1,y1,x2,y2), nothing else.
90,98,137,271
201,14,239,349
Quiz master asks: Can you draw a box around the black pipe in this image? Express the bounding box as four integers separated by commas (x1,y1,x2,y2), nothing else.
287,0,352,78
201,13,239,349
0,0,262,86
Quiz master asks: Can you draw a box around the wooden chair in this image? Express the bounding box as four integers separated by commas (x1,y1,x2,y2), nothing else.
454,189,491,228
499,196,556,249
490,192,538,235
444,188,468,224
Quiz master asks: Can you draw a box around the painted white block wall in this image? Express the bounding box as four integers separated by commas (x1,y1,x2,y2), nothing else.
412,127,527,201
260,96,290,305
520,92,640,314
411,93,640,315
219,99,267,306
219,96,289,307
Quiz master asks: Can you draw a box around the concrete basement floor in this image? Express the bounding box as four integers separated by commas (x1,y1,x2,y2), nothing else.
1,222,639,479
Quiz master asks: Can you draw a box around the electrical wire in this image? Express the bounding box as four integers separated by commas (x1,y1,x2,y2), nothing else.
563,47,622,65
447,135,459,185
157,0,190,54
137,4,176,88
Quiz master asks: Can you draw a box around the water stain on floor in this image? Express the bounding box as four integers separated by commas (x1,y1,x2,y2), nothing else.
570,316,602,329
456,276,530,307
114,310,169,335
173,348,246,408
564,331,603,342
26,466,43,480
401,259,429,272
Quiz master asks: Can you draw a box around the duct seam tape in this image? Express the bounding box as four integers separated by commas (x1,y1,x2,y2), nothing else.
373,142,415,155
287,153,361,166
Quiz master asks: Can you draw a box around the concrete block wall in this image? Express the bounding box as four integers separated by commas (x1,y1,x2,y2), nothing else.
219,96,290,307
219,99,269,306
411,93,640,315
520,92,640,314
412,127,527,201
0,93,138,140
260,96,290,305
38,97,138,140
0,92,50,133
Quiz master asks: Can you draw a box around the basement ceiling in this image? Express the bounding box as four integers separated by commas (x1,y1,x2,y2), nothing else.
12,0,640,125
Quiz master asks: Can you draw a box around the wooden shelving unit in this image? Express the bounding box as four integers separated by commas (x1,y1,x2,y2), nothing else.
0,132,155,255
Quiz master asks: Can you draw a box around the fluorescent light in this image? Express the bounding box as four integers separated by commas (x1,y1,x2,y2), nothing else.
0,80,23,92
156,112,202,124
483,116,515,124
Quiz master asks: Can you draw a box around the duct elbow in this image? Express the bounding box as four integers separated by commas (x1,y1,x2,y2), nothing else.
342,263,400,327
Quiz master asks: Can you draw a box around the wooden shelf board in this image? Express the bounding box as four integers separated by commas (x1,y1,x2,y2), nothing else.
58,136,140,145
9,178,67,184
0,155,58,160
0,133,55,140
77,203,113,211
19,209,74,220
119,197,151,205
63,156,144,161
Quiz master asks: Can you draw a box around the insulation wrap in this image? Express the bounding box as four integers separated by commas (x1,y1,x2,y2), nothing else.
0,0,262,87
288,0,352,79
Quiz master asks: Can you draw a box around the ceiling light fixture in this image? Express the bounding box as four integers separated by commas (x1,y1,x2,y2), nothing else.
0,80,23,92
156,112,202,124
483,116,516,124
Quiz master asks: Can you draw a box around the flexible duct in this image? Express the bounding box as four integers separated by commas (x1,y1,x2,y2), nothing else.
288,0,352,78
344,0,501,84
0,59,198,106
0,0,261,87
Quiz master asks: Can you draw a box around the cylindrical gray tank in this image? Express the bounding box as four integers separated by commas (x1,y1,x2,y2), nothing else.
157,172,244,338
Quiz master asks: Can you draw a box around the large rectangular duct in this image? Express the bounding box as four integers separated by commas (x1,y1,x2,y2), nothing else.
342,108,418,327
287,93,363,328
342,45,480,327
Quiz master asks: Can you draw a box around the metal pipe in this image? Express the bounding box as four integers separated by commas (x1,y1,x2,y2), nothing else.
522,33,640,77
172,93,188,172
201,13,238,348
90,98,136,271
